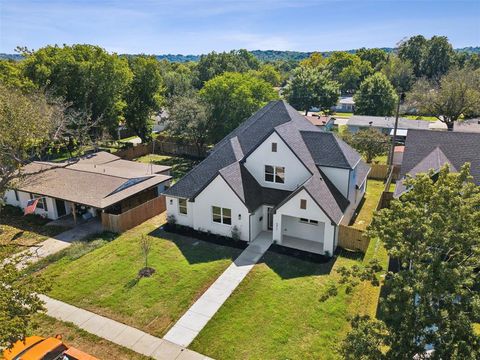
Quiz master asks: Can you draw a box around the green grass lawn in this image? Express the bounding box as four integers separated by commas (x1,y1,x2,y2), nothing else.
351,179,385,230
190,236,388,360
37,218,242,337
0,206,68,261
404,115,438,122
136,154,200,183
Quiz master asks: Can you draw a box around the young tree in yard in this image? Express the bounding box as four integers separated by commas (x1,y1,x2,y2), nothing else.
407,67,480,130
341,164,480,359
284,65,339,115
166,95,210,154
200,72,278,142
124,56,164,142
0,84,63,203
140,235,152,269
0,260,50,348
342,128,389,163
354,73,398,116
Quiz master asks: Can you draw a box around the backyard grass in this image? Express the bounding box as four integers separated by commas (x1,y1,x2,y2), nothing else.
34,314,150,360
351,179,385,230
404,115,438,122
0,206,68,261
136,154,200,183
36,218,242,337
190,234,388,360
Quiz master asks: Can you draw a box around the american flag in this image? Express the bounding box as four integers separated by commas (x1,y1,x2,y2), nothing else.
24,198,40,216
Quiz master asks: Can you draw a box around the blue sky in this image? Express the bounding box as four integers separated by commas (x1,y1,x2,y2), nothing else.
0,0,479,54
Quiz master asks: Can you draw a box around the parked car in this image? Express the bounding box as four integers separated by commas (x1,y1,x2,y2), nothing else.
2,335,98,360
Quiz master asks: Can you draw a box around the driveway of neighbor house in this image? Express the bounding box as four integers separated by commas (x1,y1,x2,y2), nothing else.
39,295,211,360
164,232,273,347
15,219,102,269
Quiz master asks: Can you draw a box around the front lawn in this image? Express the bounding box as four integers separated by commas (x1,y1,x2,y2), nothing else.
190,236,388,360
351,179,385,230
34,314,149,360
0,206,68,261
37,218,242,337
135,154,200,183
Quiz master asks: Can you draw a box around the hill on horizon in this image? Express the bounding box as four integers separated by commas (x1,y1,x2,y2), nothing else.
1,47,479,63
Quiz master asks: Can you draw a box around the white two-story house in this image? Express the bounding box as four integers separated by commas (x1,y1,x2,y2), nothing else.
165,100,370,256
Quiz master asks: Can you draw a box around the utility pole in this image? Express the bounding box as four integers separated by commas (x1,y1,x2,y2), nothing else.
388,94,402,167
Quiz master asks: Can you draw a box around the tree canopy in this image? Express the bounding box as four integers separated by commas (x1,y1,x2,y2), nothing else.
199,72,278,142
407,67,480,129
21,44,132,137
354,73,398,116
284,65,339,114
124,56,164,142
342,128,389,163
342,164,480,359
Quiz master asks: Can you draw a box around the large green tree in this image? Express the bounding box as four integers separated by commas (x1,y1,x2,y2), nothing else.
284,65,339,115
342,164,480,359
166,95,210,154
342,128,389,163
0,60,36,91
398,35,428,77
381,55,414,94
196,49,259,85
21,45,132,137
0,84,64,201
325,51,373,93
407,67,480,130
354,73,398,116
199,72,277,142
356,48,388,69
124,56,164,142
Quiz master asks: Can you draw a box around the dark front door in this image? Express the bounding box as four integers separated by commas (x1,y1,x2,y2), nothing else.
55,199,67,217
267,207,274,230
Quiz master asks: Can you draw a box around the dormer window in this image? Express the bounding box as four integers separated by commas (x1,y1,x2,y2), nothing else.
271,142,277,152
265,165,285,183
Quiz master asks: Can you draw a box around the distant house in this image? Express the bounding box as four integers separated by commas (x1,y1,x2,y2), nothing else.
332,96,354,113
4,152,171,222
346,115,431,141
165,101,370,256
394,130,480,197
304,114,334,130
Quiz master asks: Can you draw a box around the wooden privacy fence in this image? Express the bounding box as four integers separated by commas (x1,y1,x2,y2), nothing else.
368,164,390,180
338,225,369,252
115,136,206,161
102,196,166,233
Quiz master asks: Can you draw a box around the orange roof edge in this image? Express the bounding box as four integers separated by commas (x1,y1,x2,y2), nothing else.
65,347,99,360
2,336,45,360
19,337,63,360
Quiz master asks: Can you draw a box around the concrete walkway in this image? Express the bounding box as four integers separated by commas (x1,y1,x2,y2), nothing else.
16,219,102,269
39,295,210,360
164,233,273,347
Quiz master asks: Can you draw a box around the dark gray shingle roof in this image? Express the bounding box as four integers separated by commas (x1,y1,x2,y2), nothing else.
165,100,366,223
347,115,430,130
394,130,480,197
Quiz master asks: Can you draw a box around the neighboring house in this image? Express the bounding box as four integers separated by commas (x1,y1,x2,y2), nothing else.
304,114,334,130
346,116,431,138
332,96,355,113
4,152,171,221
165,100,370,256
394,130,480,197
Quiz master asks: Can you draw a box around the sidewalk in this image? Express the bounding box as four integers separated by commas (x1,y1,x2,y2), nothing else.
39,295,211,360
15,219,102,269
163,233,272,347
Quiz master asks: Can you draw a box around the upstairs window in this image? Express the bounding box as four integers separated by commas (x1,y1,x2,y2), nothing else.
179,198,188,215
271,142,277,152
212,206,232,225
300,199,307,209
265,165,285,184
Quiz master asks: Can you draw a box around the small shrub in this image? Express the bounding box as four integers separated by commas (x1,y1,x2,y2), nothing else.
166,214,177,226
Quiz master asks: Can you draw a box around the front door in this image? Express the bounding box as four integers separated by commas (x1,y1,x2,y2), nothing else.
267,207,274,230
55,199,67,217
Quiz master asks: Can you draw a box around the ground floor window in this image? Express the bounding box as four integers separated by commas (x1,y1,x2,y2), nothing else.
212,206,232,225
179,198,188,214
30,193,47,211
299,218,318,225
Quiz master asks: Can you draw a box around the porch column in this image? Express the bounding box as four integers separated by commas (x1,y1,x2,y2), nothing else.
272,213,282,244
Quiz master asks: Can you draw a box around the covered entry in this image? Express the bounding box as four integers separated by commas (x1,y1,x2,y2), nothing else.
277,215,325,254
